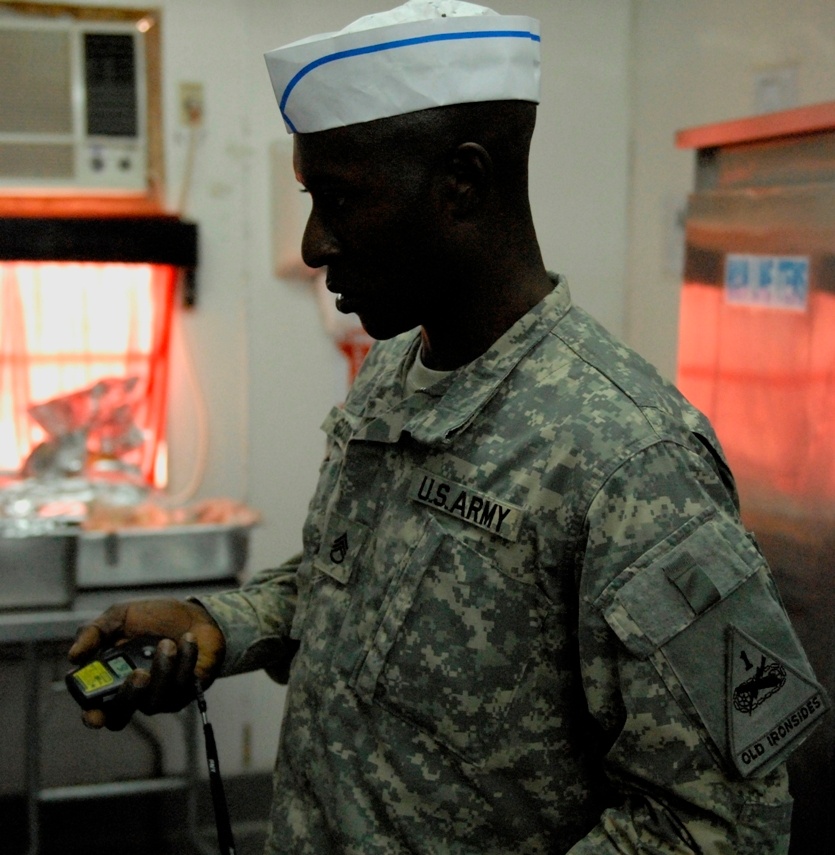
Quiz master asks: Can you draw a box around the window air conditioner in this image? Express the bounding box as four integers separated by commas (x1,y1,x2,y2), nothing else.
0,16,148,194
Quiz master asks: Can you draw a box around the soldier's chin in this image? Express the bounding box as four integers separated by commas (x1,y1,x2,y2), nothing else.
346,308,413,342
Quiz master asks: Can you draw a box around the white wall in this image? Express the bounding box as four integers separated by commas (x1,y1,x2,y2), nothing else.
625,0,835,380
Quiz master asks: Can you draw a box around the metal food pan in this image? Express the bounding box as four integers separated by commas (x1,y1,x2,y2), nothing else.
75,524,250,589
0,533,77,609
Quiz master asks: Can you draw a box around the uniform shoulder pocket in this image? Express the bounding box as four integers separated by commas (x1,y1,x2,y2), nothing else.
595,509,829,778
596,509,756,658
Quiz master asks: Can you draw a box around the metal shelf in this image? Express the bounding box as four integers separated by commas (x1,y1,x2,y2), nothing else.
38,775,190,803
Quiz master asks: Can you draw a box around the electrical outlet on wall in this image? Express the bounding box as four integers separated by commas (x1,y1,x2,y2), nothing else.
179,81,205,126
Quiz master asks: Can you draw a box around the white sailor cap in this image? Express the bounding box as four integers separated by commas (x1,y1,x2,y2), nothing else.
264,0,541,134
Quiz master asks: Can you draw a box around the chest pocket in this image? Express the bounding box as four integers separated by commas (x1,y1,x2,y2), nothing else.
349,515,543,767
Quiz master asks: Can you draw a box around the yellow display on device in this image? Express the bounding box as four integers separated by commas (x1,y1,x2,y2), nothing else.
65,637,158,710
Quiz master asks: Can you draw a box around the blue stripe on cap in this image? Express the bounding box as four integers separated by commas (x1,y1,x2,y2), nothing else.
280,29,541,133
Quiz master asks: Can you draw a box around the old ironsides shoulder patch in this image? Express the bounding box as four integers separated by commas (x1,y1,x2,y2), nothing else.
409,468,523,542
727,625,827,777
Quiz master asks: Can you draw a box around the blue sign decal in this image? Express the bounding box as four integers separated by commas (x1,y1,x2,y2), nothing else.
725,254,809,310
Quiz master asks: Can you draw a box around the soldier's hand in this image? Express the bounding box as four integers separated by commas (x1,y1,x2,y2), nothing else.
67,598,226,731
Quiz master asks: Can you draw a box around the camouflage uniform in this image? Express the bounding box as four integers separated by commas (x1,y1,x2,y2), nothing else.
200,276,825,854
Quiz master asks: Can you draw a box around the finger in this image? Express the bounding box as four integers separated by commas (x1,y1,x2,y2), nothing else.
176,633,199,689
82,708,106,729
68,623,105,663
143,638,178,713
68,603,130,662
102,668,151,731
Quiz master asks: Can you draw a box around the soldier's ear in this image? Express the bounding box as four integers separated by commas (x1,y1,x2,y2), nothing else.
443,142,494,220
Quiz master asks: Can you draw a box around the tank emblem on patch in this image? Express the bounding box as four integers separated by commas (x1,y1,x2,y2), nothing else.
727,626,828,777
733,651,787,715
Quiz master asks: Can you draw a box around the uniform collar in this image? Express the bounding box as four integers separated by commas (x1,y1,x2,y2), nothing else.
350,274,572,445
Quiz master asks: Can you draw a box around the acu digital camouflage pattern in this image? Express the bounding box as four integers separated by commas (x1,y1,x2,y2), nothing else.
201,276,824,853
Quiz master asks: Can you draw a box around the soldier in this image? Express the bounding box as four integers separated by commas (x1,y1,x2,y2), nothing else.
69,2,827,852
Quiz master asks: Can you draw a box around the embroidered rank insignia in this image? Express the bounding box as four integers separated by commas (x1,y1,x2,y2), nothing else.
329,532,349,564
315,511,368,585
727,625,827,776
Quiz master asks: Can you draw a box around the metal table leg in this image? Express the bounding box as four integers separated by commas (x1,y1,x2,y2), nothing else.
24,641,40,855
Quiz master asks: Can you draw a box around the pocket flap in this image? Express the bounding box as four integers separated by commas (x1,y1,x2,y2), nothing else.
596,511,759,659
321,404,359,448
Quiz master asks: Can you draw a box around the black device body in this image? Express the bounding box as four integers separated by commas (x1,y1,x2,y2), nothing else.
66,636,159,710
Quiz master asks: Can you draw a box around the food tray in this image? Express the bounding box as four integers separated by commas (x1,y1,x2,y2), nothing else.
0,533,77,609
75,523,250,589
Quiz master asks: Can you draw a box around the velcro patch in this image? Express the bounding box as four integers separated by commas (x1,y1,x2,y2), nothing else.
409,468,523,541
727,626,828,776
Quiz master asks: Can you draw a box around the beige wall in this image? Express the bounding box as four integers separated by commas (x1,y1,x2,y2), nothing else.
625,0,835,380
